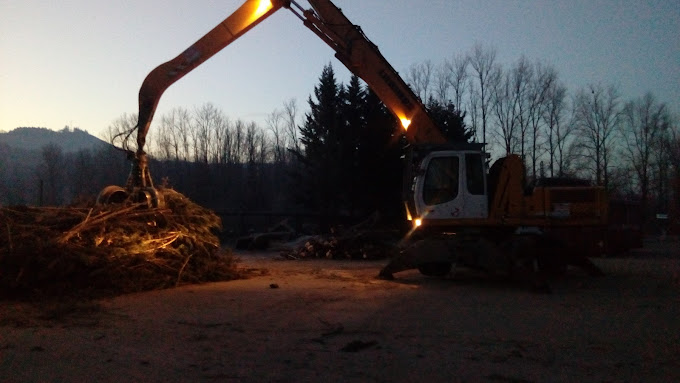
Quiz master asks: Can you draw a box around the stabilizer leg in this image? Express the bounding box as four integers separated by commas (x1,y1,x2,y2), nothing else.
379,239,452,279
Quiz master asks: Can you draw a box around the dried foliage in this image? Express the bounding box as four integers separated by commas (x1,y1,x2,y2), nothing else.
0,189,238,299
279,214,399,260
280,233,396,260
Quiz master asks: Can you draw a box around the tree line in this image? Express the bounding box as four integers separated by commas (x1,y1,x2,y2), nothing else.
405,44,679,221
0,141,129,207
103,64,468,230
3,45,679,231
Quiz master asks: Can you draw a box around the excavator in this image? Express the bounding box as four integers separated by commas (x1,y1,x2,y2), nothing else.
99,0,610,286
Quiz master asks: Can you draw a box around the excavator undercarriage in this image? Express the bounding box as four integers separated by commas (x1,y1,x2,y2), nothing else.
380,227,606,292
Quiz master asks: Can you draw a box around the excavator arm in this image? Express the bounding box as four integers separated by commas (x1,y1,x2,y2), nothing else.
136,0,446,156
135,0,286,155
287,0,446,144
108,0,446,206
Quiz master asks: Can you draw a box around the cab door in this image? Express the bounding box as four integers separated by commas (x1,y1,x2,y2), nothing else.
414,152,488,220
415,153,465,220
461,152,488,218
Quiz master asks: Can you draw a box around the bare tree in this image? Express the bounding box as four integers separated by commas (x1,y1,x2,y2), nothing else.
257,126,270,165
667,122,680,217
210,111,229,164
651,115,675,215
406,60,434,102
445,53,469,112
283,98,300,155
266,108,287,164
105,113,138,152
511,56,533,164
433,61,451,103
245,122,259,164
620,93,670,213
572,83,621,187
526,61,557,178
221,119,239,165
468,43,499,145
66,148,98,202
669,121,680,171
491,57,533,157
172,107,192,161
0,144,8,203
192,103,221,164
491,66,521,155
231,119,246,164
156,112,177,160
467,78,481,142
138,107,192,161
38,143,64,205
542,80,570,177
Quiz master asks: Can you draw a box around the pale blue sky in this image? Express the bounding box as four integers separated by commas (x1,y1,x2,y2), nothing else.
1,0,678,139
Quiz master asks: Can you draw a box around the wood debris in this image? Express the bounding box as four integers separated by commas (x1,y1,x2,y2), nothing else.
279,213,398,260
0,188,238,299
235,219,297,250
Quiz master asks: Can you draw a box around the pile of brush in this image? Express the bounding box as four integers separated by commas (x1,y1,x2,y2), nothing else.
280,235,394,260
0,189,238,299
279,213,398,260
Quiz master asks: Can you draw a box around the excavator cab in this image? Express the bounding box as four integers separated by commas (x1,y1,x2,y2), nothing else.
404,143,489,228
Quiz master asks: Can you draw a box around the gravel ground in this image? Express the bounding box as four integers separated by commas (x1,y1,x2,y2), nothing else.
1,237,679,382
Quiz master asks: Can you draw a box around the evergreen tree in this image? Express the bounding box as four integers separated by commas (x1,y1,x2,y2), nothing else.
359,89,404,220
290,64,345,226
291,65,406,229
341,75,367,215
291,65,475,231
425,98,474,143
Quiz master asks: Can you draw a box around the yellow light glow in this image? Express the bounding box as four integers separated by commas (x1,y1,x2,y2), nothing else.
255,0,273,17
404,201,414,221
400,118,411,130
414,218,422,227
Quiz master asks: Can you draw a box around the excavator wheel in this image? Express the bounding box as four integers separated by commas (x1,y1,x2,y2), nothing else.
418,262,453,277
96,185,129,205
379,239,453,279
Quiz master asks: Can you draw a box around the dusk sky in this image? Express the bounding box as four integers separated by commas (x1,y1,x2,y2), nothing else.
1,0,679,139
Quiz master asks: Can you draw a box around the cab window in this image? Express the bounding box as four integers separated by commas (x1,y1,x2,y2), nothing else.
423,156,459,205
465,153,485,195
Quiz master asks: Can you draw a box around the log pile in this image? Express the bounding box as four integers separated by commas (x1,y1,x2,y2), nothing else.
280,235,394,260
0,189,238,299
279,213,398,260
235,220,296,250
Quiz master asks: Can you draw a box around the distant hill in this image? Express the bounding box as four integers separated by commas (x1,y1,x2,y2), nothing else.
0,127,110,153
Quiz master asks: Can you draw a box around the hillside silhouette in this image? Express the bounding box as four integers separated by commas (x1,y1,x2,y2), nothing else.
0,127,109,152
0,127,124,206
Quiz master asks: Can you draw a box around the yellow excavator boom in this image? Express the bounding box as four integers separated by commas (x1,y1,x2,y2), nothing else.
135,0,448,158
135,0,286,153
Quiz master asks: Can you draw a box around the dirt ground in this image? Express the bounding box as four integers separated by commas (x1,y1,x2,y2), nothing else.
1,238,679,383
